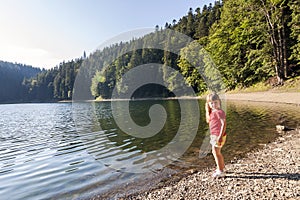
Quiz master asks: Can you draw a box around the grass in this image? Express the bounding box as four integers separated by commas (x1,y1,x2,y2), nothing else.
227,82,271,94
274,76,300,92
227,75,300,94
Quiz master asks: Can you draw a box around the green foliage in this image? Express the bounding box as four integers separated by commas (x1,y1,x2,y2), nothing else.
23,59,82,101
289,0,300,65
205,0,296,89
0,61,41,103
3,0,300,102
88,1,223,99
178,42,207,94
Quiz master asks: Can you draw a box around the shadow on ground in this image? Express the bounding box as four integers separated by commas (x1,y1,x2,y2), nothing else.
225,172,300,181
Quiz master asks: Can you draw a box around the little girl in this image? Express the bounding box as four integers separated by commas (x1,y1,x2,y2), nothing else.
205,93,227,177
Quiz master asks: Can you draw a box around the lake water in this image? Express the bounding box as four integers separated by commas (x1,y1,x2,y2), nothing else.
0,100,299,199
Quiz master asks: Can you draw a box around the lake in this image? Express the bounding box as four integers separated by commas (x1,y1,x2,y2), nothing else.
0,100,299,199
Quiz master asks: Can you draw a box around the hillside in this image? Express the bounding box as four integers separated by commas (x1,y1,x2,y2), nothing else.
1,0,300,103
0,61,42,103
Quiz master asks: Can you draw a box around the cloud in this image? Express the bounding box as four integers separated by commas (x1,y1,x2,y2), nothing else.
0,45,62,69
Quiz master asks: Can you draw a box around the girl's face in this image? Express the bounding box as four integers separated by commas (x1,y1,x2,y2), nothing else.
208,100,220,110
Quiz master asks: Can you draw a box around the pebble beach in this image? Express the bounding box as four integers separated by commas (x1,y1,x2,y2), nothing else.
125,129,299,199
123,92,300,200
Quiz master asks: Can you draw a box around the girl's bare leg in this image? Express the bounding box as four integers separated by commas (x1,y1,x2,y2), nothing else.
212,147,225,171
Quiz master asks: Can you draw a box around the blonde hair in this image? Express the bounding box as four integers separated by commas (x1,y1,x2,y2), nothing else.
207,92,220,101
206,93,222,106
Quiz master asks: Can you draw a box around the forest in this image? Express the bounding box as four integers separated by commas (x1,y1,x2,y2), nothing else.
1,0,299,102
0,61,42,103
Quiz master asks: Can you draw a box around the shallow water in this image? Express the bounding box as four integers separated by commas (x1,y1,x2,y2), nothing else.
0,100,299,199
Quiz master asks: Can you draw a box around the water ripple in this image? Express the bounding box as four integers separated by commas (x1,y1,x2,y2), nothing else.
0,101,299,199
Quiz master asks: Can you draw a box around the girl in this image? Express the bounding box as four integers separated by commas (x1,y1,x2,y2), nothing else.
205,93,227,177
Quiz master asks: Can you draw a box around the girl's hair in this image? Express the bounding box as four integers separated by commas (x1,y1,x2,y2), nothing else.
206,92,221,102
207,92,222,107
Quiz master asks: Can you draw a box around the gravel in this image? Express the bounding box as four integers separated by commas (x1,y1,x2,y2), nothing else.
124,129,300,200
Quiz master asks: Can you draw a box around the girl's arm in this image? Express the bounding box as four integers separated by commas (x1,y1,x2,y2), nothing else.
218,117,226,142
205,102,211,123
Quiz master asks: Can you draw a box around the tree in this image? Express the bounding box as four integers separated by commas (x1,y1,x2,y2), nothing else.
289,0,300,65
258,0,292,83
206,0,274,89
186,8,195,37
0,61,41,102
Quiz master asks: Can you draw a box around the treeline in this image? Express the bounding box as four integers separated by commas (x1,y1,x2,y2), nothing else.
0,59,83,103
87,1,224,99
2,0,300,102
18,1,223,101
90,0,300,99
22,59,83,101
0,61,42,103
203,0,300,89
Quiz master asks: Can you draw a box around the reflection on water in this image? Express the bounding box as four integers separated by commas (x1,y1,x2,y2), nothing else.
85,99,199,174
0,101,299,199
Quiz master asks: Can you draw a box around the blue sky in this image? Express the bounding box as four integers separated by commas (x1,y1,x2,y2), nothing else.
0,0,214,69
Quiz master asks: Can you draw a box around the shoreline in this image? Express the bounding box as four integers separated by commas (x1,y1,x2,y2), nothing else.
68,91,300,105
86,92,300,199
125,129,299,199
121,92,300,199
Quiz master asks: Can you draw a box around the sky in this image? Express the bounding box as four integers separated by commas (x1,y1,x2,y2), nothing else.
0,0,214,69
